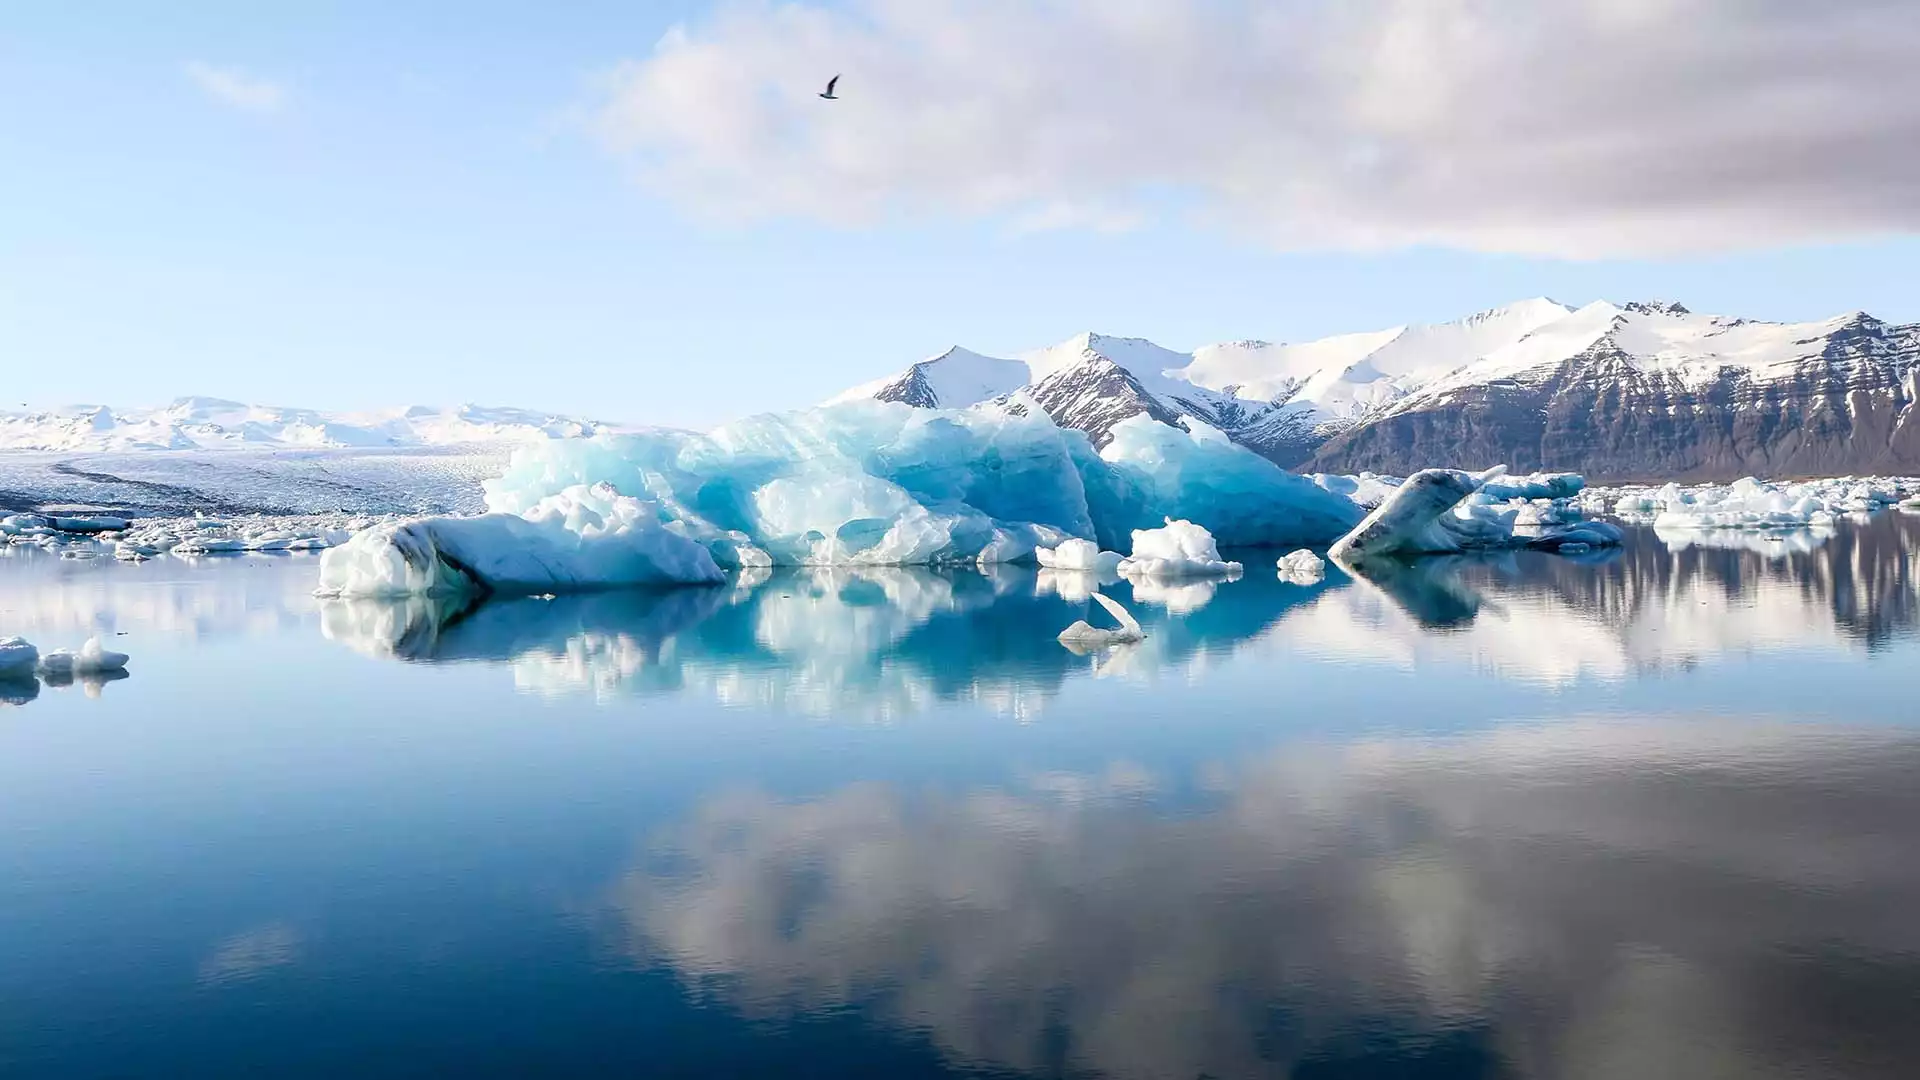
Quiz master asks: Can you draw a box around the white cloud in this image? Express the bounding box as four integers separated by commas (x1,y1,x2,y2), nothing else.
183,61,286,114
586,0,1920,257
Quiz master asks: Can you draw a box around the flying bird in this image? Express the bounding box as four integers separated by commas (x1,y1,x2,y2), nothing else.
819,74,839,100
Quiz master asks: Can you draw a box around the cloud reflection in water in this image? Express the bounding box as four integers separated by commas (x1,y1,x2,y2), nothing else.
597,719,1920,1079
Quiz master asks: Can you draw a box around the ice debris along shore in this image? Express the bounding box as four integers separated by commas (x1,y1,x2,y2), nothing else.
3,511,366,559
1591,476,1917,529
316,402,1363,597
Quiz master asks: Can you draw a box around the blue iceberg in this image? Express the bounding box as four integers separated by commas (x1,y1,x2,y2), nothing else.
319,403,1364,596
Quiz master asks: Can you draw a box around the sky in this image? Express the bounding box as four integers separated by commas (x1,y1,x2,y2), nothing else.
4,0,1919,429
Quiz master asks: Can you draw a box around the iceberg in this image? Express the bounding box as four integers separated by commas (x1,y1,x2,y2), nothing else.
315,483,725,597
324,402,1363,597
1057,592,1145,651
1276,549,1327,584
1035,538,1125,574
36,637,130,677
1117,519,1243,579
1330,467,1618,560
0,513,130,535
1478,472,1585,501
0,637,40,678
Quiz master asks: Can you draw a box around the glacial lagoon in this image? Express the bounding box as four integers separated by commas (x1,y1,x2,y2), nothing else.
3,515,1919,1078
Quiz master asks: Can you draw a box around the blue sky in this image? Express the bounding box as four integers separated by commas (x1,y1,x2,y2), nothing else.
4,0,1918,429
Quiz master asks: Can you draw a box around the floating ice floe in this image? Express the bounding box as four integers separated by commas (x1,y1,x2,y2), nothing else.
1034,538,1125,574
315,483,726,597
1057,592,1145,651
1600,476,1915,530
319,402,1362,597
1276,549,1327,584
0,637,40,678
36,637,130,677
0,513,130,536
1477,472,1586,501
1116,519,1243,579
1330,467,1621,560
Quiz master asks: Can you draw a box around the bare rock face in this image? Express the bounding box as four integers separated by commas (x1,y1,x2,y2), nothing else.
1018,357,1187,447
1308,314,1920,482
872,365,941,409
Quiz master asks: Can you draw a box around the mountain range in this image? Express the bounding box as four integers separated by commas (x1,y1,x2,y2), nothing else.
12,299,1920,484
0,398,618,453
832,299,1920,482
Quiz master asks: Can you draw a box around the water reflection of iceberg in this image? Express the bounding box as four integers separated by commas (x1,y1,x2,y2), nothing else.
1288,515,1920,683
597,720,1920,1080
320,567,1338,718
1653,522,1835,556
1,675,39,707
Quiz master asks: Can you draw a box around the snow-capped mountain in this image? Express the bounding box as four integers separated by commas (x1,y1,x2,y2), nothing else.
832,300,1920,481
0,398,618,453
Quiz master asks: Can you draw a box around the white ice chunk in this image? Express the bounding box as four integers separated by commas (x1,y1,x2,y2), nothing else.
1117,519,1242,579
314,484,725,597
1276,549,1327,584
37,637,129,676
1035,538,1124,574
0,637,40,678
1057,591,1145,650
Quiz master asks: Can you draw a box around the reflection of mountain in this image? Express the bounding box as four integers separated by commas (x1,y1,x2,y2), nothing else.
321,568,1337,719
599,721,1920,1080
1285,517,1920,683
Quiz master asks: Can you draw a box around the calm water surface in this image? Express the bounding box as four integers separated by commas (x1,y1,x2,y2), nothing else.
4,517,1920,1078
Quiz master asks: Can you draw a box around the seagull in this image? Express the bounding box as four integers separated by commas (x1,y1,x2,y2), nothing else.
818,74,839,100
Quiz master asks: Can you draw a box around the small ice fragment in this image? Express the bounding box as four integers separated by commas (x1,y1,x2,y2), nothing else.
1057,591,1146,650
1276,549,1326,584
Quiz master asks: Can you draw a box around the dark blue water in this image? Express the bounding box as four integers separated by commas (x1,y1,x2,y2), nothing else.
4,516,1920,1078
